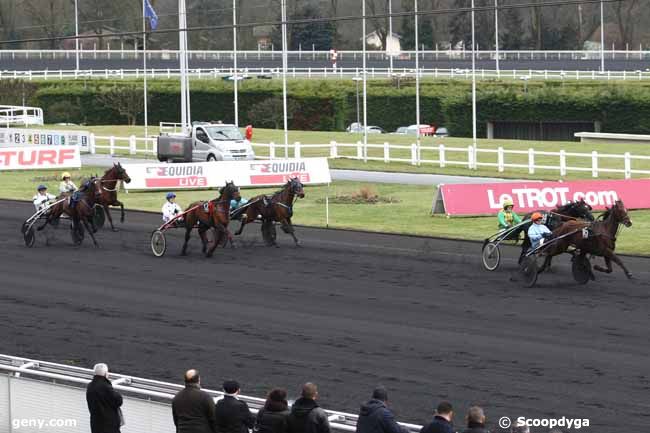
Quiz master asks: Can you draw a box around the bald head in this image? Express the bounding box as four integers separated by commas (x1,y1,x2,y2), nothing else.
184,369,200,385
301,382,318,400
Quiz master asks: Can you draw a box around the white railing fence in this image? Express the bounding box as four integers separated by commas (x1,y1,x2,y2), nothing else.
0,354,422,433
0,105,44,127
2,67,650,82
83,134,650,179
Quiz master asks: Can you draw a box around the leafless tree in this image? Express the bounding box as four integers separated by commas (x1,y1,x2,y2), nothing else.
98,85,146,126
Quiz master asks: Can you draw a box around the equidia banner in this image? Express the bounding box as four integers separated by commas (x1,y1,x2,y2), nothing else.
433,179,650,216
0,145,81,170
0,128,91,152
122,158,332,190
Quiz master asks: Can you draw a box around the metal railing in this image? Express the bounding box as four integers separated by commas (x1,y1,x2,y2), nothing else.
2,67,650,81
0,354,422,433
0,105,44,127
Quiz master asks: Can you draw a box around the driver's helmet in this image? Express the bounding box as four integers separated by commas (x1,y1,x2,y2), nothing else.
37,184,47,192
166,192,176,200
531,212,544,222
502,199,514,209
61,172,71,180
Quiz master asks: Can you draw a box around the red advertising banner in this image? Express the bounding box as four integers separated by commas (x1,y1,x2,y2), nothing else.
0,145,81,170
436,179,650,216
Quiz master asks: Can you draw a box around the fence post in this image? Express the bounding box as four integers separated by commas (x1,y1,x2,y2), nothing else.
528,148,535,174
559,149,566,177
109,136,115,156
294,142,301,158
624,152,631,179
497,147,504,172
152,137,158,155
356,141,362,159
89,133,96,154
269,142,275,159
591,151,598,178
411,143,417,165
438,144,445,168
129,135,136,155
467,145,474,169
383,142,389,163
330,141,338,158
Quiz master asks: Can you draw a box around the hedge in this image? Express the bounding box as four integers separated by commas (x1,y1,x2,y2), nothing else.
20,78,650,136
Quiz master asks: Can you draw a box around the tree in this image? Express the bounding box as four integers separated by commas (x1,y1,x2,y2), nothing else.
24,0,69,49
272,4,335,50
367,0,389,50
500,6,527,49
247,97,298,129
613,0,640,47
449,0,493,50
98,85,146,126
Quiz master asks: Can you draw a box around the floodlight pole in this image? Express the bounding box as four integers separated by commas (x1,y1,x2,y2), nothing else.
233,0,239,126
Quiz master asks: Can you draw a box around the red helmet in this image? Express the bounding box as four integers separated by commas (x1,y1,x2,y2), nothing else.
531,212,543,221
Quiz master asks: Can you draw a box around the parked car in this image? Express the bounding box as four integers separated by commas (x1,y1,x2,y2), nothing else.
346,123,385,134
434,127,450,137
392,126,409,135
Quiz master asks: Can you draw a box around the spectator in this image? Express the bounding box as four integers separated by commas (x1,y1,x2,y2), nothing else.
215,380,255,433
420,402,454,433
511,423,530,433
172,369,217,433
462,406,489,433
287,383,330,433
355,387,408,433
254,388,290,433
86,363,123,433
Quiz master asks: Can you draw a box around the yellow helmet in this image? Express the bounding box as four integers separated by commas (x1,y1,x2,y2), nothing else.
61,172,71,180
502,199,514,209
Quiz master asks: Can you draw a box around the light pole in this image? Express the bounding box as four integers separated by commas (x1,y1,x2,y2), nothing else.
494,0,500,75
471,0,477,168
388,0,393,73
281,0,289,157
353,76,361,127
414,0,420,163
142,0,149,139
74,0,79,71
362,0,368,161
600,0,605,72
233,0,239,126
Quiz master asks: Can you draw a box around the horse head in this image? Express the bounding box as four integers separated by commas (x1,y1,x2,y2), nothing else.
288,177,305,198
612,200,632,227
571,198,594,221
112,162,131,184
219,181,238,201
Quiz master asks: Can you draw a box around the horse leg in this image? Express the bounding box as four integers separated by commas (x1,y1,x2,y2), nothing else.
598,249,633,279
104,204,118,231
117,200,126,223
537,255,552,274
81,215,99,248
198,225,209,254
282,218,300,247
206,227,222,258
181,226,192,256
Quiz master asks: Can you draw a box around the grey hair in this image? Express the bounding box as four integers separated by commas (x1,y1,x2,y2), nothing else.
467,406,485,424
93,363,109,376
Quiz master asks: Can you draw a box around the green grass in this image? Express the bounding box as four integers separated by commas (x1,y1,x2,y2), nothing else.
27,124,650,180
3,167,647,255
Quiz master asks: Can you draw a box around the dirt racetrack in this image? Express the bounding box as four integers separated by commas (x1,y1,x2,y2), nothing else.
1,199,649,431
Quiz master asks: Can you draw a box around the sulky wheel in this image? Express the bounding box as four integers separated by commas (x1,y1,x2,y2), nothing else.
23,225,35,248
93,205,106,230
481,242,501,271
519,256,539,288
572,254,592,285
150,230,167,257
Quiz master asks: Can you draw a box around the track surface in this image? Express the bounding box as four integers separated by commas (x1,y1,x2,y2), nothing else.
1,200,649,431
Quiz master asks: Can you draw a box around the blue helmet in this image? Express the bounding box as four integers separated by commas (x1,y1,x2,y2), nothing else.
37,184,47,191
166,192,176,200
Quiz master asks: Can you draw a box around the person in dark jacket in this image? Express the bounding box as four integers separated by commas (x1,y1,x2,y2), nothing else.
420,402,454,433
172,369,218,433
355,387,408,433
254,388,290,433
86,363,123,433
287,383,330,433
461,406,489,433
214,380,255,433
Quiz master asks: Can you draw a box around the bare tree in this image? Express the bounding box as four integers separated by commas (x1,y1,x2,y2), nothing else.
23,0,69,49
366,0,389,50
0,0,17,41
98,85,146,126
613,0,640,47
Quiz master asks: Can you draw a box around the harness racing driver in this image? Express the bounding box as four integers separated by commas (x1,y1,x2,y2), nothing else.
528,212,552,250
33,184,57,212
497,199,522,230
162,192,183,224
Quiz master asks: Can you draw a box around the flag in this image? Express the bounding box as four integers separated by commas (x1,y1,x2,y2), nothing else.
144,0,158,30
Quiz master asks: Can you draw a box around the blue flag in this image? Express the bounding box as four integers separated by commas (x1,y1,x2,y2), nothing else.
144,0,158,30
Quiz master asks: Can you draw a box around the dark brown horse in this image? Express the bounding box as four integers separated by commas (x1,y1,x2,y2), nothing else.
538,200,633,278
95,163,131,231
38,177,101,247
181,181,238,257
234,178,305,247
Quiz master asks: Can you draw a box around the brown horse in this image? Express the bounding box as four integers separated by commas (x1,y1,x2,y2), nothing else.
538,200,633,278
181,181,238,257
234,178,305,247
38,177,101,247
95,163,132,231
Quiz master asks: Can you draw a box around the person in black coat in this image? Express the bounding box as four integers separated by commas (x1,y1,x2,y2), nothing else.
172,369,218,433
286,383,330,433
420,402,454,433
254,388,290,433
86,363,123,433
214,380,255,433
355,387,409,433
461,406,489,433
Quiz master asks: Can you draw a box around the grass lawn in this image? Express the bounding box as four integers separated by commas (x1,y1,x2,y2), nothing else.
26,124,650,180
3,167,647,256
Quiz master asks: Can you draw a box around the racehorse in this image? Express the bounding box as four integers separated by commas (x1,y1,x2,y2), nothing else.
234,177,305,247
95,163,131,231
537,200,633,278
37,177,101,247
181,181,238,257
516,199,594,262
